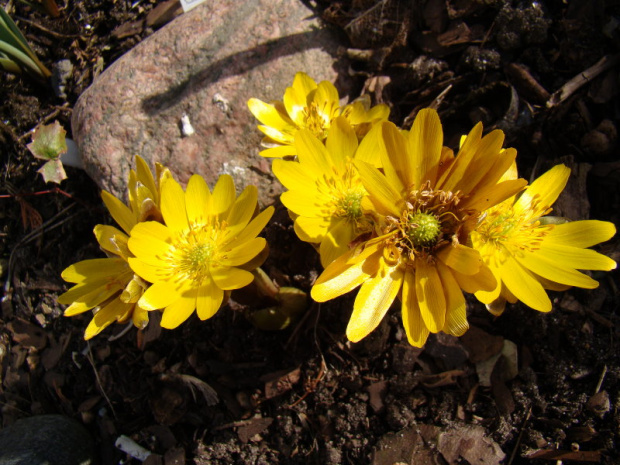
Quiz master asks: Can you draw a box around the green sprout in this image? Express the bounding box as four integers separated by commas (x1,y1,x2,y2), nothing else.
0,6,51,80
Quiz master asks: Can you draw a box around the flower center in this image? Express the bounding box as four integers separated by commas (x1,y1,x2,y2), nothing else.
476,207,553,252
336,191,364,220
406,212,441,248
304,102,330,140
169,225,222,283
389,183,472,258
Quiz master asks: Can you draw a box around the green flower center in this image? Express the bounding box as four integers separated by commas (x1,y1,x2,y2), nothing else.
477,207,553,253
171,226,222,283
337,191,363,220
406,212,441,248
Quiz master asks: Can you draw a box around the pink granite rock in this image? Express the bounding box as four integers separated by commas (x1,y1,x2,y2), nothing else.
72,0,351,206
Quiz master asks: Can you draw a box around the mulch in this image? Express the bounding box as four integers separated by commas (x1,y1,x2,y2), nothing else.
1,0,619,464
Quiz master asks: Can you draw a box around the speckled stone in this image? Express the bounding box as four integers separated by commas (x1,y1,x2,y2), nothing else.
0,415,95,465
72,0,350,207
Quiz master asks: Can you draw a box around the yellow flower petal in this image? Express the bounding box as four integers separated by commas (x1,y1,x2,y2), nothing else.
212,174,236,220
437,122,482,191
325,117,358,167
471,147,517,193
258,124,293,145
472,261,503,304
281,190,322,216
311,242,383,302
196,281,224,320
128,257,165,284
131,304,149,330
436,244,483,276
486,297,507,316
61,258,128,284
456,261,498,297
295,129,333,176
186,174,212,225
415,260,446,333
539,242,617,271
228,206,274,246
84,298,133,340
220,238,266,267
58,281,101,305
161,292,197,329
406,108,443,186
294,215,331,242
346,261,403,342
161,177,188,233
284,73,317,125
135,156,158,203
223,185,258,238
436,261,468,337
514,164,570,216
314,80,340,119
248,98,294,131
355,122,385,168
401,269,430,347
130,219,171,243
319,217,355,267
354,160,401,217
63,283,124,316
292,72,318,97
211,266,254,290
545,220,616,248
128,224,173,267
453,129,505,193
94,225,130,257
513,247,604,289
500,254,552,312
259,144,297,158
139,281,179,310
462,178,527,212
272,158,317,192
101,190,136,234
380,122,408,193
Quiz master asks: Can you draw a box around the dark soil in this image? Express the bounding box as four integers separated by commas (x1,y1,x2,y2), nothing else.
1,0,620,464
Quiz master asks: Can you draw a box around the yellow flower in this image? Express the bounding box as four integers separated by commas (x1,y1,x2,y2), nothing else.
247,71,389,158
311,109,527,347
59,156,168,339
128,174,274,329
472,164,617,314
272,117,381,266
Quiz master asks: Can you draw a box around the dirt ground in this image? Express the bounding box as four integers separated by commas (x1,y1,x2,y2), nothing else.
1,0,620,464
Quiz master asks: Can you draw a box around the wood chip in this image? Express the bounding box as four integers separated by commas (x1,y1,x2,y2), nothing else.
236,417,273,443
7,318,47,350
261,367,301,399
525,449,601,462
367,380,388,413
505,62,550,103
547,54,620,108
437,424,506,465
146,0,183,28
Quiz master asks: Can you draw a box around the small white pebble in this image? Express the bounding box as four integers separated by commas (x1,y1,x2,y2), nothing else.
181,113,195,137
212,92,231,115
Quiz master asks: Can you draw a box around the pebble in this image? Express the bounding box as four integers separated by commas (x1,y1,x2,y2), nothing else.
51,59,73,99
72,0,350,207
0,415,95,465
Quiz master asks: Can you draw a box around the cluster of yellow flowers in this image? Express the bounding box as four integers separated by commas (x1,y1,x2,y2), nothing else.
248,72,616,347
58,157,273,339
59,71,616,347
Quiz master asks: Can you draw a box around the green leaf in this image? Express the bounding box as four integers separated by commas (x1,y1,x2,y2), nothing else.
37,159,67,184
27,121,67,161
0,7,51,79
